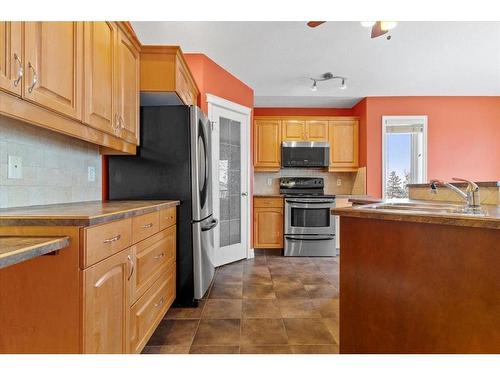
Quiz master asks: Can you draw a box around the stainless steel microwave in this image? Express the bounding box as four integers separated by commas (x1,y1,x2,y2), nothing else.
281,141,330,168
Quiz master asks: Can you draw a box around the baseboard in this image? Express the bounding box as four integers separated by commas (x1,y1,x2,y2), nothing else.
247,248,255,259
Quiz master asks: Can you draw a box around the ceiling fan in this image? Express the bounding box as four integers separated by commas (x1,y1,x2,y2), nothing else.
307,21,398,39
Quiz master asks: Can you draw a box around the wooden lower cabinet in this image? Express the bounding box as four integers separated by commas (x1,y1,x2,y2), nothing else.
253,197,284,249
0,206,177,354
83,248,132,354
129,262,176,353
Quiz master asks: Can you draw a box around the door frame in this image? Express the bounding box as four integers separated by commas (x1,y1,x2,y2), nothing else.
381,115,428,199
206,94,253,263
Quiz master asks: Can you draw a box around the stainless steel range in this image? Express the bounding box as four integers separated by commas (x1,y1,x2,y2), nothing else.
280,177,336,257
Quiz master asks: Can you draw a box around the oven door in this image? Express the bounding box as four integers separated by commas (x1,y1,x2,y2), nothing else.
285,199,335,236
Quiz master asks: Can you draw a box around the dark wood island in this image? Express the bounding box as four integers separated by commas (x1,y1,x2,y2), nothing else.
333,201,500,354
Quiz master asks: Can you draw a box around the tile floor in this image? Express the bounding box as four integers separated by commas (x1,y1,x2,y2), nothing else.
142,249,339,354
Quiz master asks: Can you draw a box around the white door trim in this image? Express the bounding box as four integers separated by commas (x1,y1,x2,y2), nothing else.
381,115,428,199
207,93,252,115
207,94,253,262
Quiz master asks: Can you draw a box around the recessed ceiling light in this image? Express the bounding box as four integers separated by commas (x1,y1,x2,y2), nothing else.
361,21,376,27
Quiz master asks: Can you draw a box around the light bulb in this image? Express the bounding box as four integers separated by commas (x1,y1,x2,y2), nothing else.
340,79,347,90
361,21,376,27
380,21,397,31
311,80,318,91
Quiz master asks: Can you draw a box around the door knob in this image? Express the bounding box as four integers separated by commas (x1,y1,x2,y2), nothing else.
241,192,248,197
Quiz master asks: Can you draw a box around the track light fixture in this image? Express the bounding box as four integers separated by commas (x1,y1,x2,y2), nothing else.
309,72,347,91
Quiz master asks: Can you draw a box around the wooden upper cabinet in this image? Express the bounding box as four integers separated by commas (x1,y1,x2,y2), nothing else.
282,119,328,141
0,22,22,96
23,22,83,120
83,248,132,354
329,119,359,171
253,119,282,171
306,120,328,141
282,120,306,141
83,21,116,135
140,46,199,106
116,28,139,145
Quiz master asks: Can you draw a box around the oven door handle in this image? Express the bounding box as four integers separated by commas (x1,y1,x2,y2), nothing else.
286,202,335,209
285,235,335,241
285,199,335,204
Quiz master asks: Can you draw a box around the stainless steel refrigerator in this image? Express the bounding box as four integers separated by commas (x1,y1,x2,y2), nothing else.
108,106,217,306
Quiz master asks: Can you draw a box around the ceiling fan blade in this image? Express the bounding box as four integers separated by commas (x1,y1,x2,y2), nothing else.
371,21,388,38
307,21,326,28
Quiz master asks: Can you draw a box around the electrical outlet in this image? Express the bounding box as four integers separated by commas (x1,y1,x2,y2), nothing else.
87,166,96,182
8,155,23,179
337,178,342,186
267,178,273,186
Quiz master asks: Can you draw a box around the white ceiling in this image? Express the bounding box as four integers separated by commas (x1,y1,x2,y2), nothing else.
132,21,500,108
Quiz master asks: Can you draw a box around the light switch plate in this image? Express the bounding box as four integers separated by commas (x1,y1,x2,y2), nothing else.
87,166,96,182
336,178,342,186
8,155,23,179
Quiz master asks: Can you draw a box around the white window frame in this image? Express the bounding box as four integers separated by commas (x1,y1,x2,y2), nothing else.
381,116,428,199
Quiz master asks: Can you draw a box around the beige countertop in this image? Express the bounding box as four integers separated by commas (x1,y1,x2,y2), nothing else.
0,200,180,227
407,181,500,188
332,199,500,230
253,194,284,198
0,236,70,269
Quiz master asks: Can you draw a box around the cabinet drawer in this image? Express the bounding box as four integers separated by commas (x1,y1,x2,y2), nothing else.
83,218,132,267
254,197,284,208
131,225,176,303
129,262,176,354
159,207,177,231
132,211,160,244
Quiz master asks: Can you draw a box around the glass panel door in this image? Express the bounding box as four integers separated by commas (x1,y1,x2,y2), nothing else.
219,117,241,247
210,102,249,267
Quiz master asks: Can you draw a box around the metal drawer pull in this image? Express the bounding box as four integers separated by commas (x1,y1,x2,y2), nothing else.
142,223,154,229
13,53,23,86
27,62,37,93
127,255,134,281
154,297,165,308
103,234,121,244
154,252,165,260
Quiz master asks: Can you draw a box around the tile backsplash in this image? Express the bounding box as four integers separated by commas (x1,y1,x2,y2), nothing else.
0,115,102,208
253,168,356,195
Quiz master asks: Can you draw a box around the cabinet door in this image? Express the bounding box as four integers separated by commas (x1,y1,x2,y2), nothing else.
306,120,328,141
83,248,132,354
282,120,306,141
83,21,117,135
23,22,83,120
329,119,359,170
253,119,281,171
0,22,22,96
116,29,139,145
253,207,283,248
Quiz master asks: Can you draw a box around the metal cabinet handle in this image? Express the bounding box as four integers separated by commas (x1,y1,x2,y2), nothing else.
103,234,121,244
153,252,165,260
142,223,153,229
13,53,23,87
127,255,134,281
154,297,165,308
27,62,37,93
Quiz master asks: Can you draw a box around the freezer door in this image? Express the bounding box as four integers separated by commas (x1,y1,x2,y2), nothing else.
192,215,218,299
191,106,213,222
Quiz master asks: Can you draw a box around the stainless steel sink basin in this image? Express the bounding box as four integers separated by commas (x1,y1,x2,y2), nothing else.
361,201,488,217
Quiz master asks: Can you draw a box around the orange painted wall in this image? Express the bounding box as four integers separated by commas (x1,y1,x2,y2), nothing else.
254,107,353,116
361,96,500,198
184,54,254,113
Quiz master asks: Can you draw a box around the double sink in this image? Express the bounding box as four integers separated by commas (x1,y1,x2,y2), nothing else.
361,201,487,217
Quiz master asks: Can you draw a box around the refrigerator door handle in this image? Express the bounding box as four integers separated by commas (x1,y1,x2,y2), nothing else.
201,217,219,232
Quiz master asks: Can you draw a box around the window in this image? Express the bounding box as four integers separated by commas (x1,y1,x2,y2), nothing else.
382,116,428,199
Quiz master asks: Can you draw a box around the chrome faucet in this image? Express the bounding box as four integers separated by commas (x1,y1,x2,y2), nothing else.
430,177,481,208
